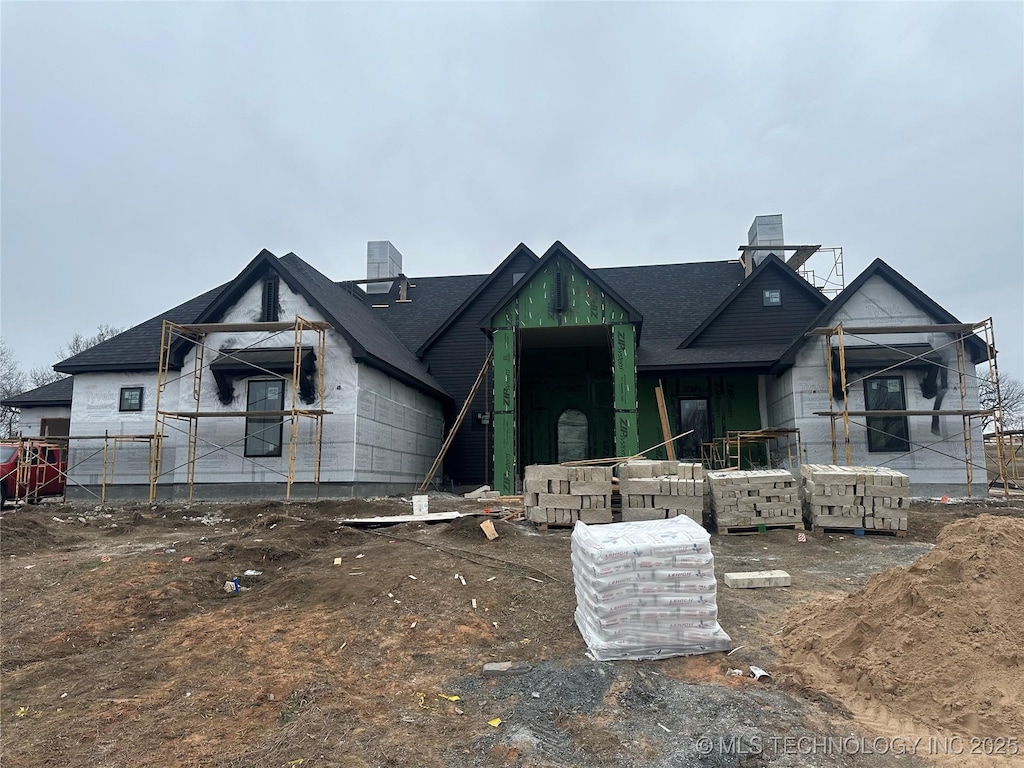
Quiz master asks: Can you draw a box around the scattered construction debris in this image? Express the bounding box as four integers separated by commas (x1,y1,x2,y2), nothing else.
337,511,463,526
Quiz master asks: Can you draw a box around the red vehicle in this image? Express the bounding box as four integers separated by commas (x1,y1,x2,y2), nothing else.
0,440,67,506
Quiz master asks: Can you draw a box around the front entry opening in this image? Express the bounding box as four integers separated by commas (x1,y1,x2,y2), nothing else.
518,326,613,468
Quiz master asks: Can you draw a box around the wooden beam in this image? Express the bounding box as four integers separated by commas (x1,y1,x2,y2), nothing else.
168,321,333,334
654,380,675,461
806,323,979,336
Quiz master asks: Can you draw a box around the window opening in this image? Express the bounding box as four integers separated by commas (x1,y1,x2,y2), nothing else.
864,376,910,452
245,379,285,457
119,387,143,412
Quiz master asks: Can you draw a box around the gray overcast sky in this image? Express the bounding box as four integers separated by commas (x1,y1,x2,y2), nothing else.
2,2,1022,381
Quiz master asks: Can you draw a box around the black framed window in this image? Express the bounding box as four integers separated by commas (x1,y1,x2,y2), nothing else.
677,398,712,459
119,386,143,412
762,288,782,307
864,376,910,452
245,379,284,457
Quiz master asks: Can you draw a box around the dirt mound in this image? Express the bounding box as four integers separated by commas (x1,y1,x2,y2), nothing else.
0,510,62,554
777,514,1024,737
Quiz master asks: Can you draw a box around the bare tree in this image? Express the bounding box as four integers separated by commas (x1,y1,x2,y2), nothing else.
979,373,1024,432
1,326,126,436
0,340,27,438
57,324,124,360
22,325,128,389
29,365,65,388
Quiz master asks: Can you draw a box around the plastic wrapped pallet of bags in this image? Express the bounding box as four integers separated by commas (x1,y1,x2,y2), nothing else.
570,514,732,661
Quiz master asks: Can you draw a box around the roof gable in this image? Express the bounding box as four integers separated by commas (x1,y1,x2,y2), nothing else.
54,250,448,399
416,243,539,355
355,273,487,354
775,258,989,368
276,253,448,399
480,241,644,331
179,249,447,398
679,254,830,348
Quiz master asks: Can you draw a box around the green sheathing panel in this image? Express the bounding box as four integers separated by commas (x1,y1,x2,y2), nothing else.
612,323,639,458
493,329,516,495
637,375,762,463
493,254,631,329
491,255,638,488
519,345,614,466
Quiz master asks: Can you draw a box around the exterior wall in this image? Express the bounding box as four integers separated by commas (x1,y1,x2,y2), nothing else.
638,374,762,462
66,277,443,498
354,364,443,485
422,250,538,487
67,372,161,489
689,265,825,347
770,274,986,495
16,405,72,438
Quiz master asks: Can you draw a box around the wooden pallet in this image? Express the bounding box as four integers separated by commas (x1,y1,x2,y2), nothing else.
715,521,804,535
815,526,907,538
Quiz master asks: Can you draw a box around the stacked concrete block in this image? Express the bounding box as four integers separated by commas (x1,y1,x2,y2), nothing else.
618,460,706,524
571,515,732,661
800,464,910,532
523,464,614,526
706,469,801,532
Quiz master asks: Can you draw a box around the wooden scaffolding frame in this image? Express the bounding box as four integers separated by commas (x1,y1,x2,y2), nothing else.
148,316,332,502
701,428,802,471
1,433,160,503
809,318,1009,497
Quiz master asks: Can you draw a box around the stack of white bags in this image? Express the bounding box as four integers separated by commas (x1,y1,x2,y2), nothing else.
571,515,732,661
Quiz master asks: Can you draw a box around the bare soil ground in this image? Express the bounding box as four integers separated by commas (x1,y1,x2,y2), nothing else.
2,494,1021,768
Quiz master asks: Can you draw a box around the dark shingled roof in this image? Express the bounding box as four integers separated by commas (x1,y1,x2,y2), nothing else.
595,261,745,341
368,258,750,366
277,253,448,399
51,251,448,400
354,274,488,354
636,341,793,372
1,376,74,408
54,284,228,374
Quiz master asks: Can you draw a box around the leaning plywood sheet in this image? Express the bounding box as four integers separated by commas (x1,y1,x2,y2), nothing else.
337,511,463,526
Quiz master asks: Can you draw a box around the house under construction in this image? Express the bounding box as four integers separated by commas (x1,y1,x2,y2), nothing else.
3,215,1007,500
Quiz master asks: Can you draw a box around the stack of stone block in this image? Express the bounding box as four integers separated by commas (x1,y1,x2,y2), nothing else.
800,464,910,532
523,464,614,525
706,469,801,532
618,460,706,524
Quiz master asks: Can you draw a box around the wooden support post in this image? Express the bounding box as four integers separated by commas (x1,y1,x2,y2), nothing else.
654,380,675,461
